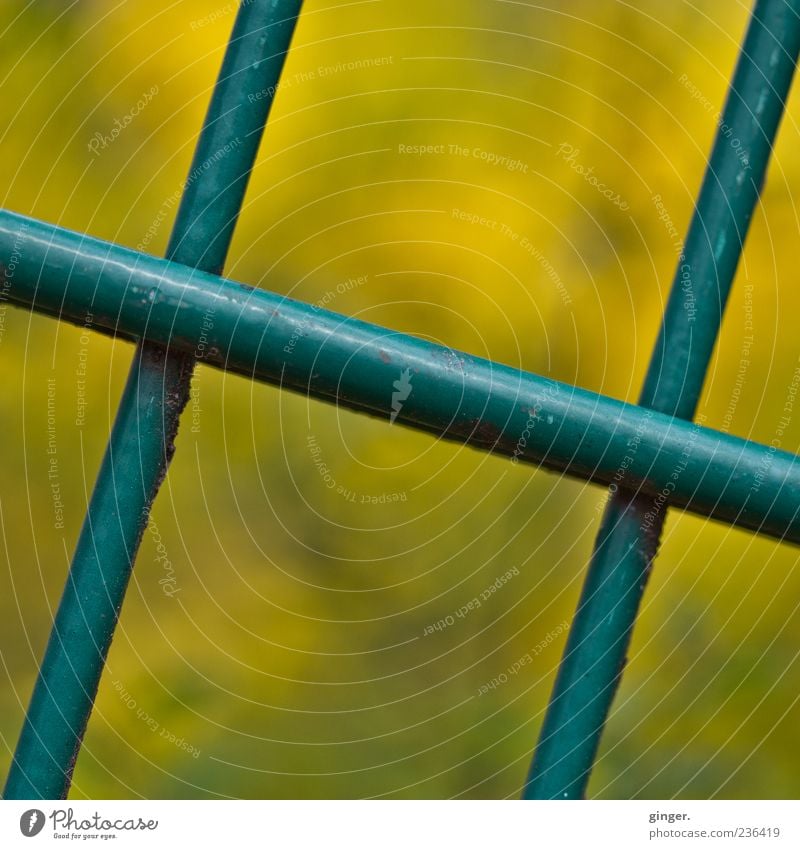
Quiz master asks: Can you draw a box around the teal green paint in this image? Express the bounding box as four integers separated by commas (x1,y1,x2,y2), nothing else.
1,209,799,544
3,0,303,800
524,0,800,800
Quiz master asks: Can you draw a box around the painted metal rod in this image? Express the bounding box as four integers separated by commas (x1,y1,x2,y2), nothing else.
1,209,799,544
3,0,303,800
523,0,800,800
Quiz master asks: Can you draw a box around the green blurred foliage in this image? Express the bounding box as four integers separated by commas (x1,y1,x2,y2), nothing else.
1,0,800,799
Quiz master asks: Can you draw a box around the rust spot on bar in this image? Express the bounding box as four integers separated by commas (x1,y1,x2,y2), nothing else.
444,418,507,450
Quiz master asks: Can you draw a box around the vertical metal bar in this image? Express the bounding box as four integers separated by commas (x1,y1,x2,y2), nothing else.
523,0,800,800
3,0,303,800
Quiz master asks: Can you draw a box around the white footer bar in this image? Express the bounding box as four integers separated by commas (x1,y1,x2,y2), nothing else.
1,799,798,847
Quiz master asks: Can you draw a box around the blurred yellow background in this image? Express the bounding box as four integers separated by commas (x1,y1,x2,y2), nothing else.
1,0,800,799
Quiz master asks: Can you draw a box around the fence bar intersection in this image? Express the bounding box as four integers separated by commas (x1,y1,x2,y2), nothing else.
3,0,303,800
1,208,799,544
524,0,800,800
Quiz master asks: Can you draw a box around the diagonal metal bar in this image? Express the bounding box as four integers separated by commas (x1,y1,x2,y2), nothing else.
523,0,800,800
1,209,799,543
3,0,303,800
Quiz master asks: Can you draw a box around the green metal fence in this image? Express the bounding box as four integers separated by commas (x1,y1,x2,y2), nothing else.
2,0,799,800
